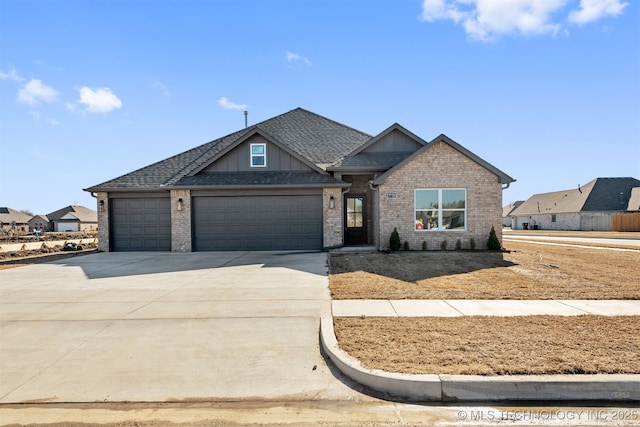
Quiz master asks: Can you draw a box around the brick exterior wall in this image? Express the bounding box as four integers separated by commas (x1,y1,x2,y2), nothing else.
171,189,192,252
96,192,109,251
378,141,503,250
323,187,343,248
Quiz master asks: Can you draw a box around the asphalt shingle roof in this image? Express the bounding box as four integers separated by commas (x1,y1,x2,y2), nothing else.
174,172,347,187
46,205,97,222
0,208,33,225
85,108,371,192
330,152,413,170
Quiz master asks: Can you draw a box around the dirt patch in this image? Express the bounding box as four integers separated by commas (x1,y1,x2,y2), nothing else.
329,241,640,300
333,315,640,375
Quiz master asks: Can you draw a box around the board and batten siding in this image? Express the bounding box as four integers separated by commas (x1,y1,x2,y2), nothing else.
200,137,314,172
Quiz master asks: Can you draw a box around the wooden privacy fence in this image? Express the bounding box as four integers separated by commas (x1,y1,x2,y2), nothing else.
613,212,640,232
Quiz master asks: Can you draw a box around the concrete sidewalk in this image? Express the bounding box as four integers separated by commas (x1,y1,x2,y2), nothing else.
333,299,640,317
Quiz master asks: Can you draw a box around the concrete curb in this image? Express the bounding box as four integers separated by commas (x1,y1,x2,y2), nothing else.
320,317,640,402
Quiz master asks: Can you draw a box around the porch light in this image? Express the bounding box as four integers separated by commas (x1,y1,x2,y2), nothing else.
99,200,105,212
177,198,183,211
329,196,335,209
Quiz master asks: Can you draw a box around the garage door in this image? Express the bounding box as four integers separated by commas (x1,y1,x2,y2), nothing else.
110,198,171,251
193,195,322,251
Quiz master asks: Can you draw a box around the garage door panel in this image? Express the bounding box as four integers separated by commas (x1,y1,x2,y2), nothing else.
193,195,322,251
110,198,171,251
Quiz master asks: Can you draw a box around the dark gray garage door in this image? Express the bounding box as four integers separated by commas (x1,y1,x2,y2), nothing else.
110,198,171,251
193,195,322,251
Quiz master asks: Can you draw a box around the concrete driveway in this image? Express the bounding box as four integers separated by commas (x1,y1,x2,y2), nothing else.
0,251,370,403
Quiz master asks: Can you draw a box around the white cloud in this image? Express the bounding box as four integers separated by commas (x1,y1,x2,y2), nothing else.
77,87,122,113
0,66,24,82
420,0,628,41
17,79,58,105
285,51,312,66
568,0,628,24
218,97,247,110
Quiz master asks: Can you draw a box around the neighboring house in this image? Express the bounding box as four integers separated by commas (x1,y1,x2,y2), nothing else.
85,108,514,252
0,207,32,235
502,201,524,227
46,205,98,232
628,187,640,211
28,215,51,232
510,177,640,231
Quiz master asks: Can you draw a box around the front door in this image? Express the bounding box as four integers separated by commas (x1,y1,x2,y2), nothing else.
345,195,366,245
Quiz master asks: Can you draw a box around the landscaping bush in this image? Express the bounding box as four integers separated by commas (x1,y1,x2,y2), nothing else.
389,227,401,251
421,241,427,251
440,240,448,251
487,225,501,250
455,239,462,250
403,241,410,251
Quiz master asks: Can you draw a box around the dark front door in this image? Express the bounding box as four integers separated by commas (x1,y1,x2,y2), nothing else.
345,195,366,245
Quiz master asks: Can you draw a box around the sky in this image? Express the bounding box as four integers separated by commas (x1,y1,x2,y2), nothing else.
1,0,639,215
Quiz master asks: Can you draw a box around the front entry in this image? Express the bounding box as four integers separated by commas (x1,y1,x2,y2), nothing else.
345,195,366,245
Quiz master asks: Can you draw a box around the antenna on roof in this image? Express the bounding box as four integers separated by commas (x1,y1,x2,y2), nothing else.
578,184,582,194
244,111,248,128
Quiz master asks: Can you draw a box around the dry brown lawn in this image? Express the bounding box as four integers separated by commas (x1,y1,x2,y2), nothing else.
333,315,640,375
329,241,640,300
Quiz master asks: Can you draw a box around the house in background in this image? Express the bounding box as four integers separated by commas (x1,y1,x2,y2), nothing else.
502,201,524,227
28,215,50,232
45,205,98,232
510,177,640,231
0,207,32,235
85,108,514,252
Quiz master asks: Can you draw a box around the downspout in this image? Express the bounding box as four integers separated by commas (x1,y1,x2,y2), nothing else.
369,179,380,250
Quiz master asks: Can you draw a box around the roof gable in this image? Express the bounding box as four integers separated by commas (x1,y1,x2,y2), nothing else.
373,134,515,185
189,129,324,175
350,123,427,156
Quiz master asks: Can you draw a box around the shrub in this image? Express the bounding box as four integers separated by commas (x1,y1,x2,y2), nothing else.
422,241,427,251
487,225,501,250
389,227,401,251
440,240,448,251
403,241,410,251
470,237,476,250
455,239,462,250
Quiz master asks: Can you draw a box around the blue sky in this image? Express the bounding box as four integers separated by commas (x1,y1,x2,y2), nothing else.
1,0,638,215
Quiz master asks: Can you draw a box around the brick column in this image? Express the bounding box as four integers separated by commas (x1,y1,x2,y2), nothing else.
323,188,343,248
96,192,109,252
171,189,192,252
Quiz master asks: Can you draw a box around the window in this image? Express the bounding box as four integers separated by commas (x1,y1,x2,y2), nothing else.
346,197,364,228
250,143,266,167
415,189,466,231
551,214,557,222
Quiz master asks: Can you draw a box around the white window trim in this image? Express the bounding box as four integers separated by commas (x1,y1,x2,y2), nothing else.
250,143,267,168
414,188,467,232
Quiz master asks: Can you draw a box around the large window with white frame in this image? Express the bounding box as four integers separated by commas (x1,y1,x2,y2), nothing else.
415,188,466,231
250,143,266,167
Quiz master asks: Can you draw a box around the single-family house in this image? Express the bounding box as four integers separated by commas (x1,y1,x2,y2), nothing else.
0,207,32,235
46,205,98,232
510,177,640,231
28,215,50,232
502,201,524,227
84,108,514,252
